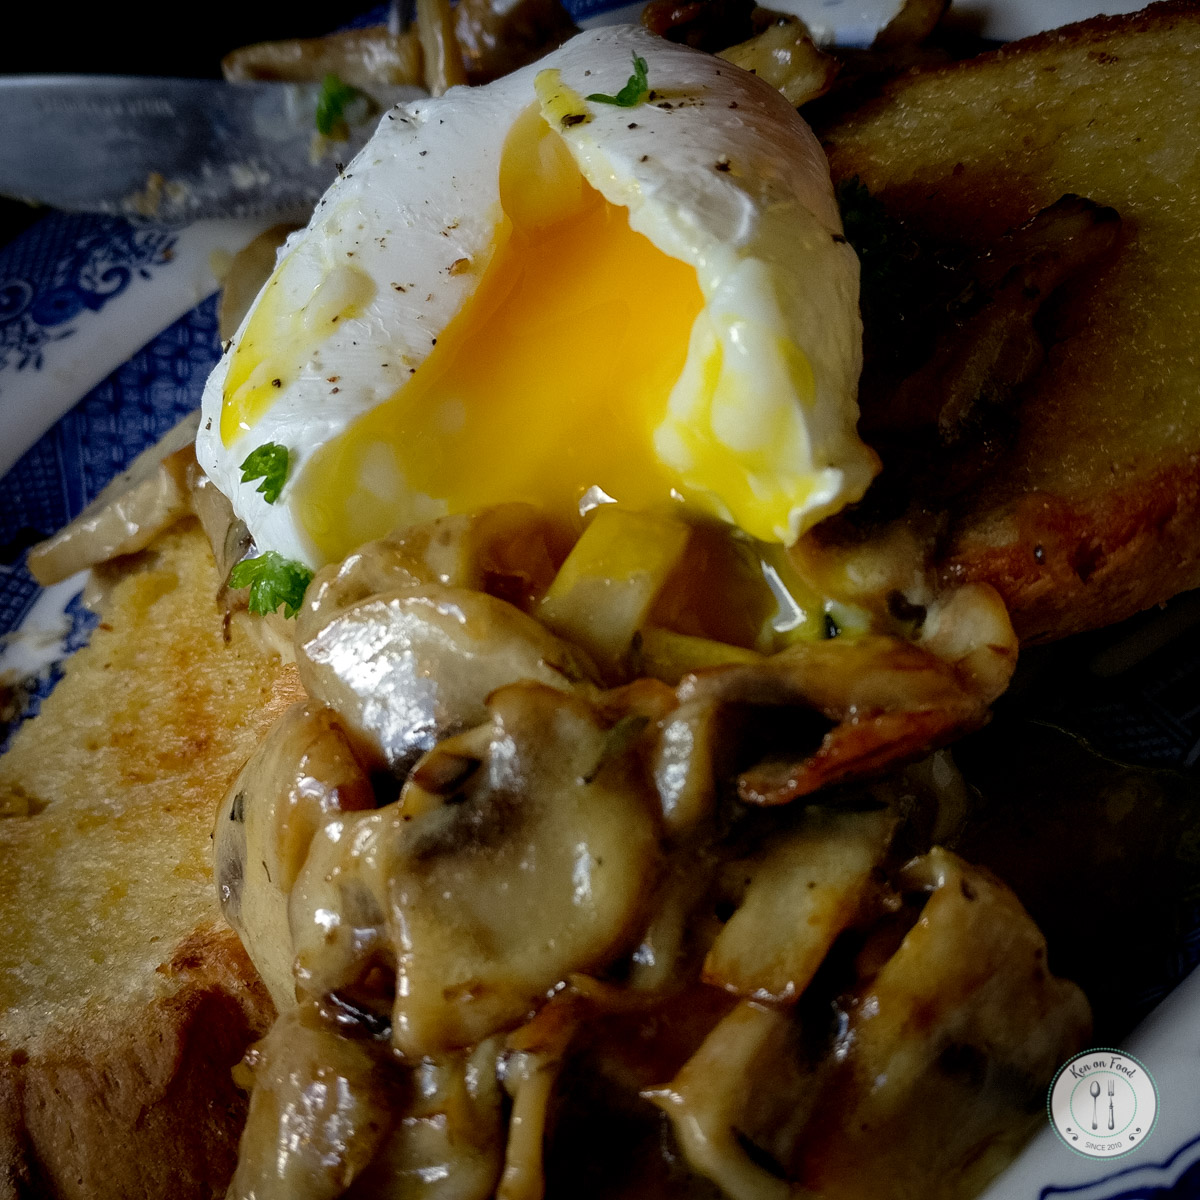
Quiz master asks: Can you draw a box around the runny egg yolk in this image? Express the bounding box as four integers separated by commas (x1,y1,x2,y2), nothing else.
294,103,706,564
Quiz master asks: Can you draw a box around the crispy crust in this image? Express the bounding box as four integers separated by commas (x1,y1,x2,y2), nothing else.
2,928,271,1200
830,0,1200,122
941,457,1200,642
820,2,1200,642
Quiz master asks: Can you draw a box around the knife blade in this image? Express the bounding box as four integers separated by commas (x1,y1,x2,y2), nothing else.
0,76,427,225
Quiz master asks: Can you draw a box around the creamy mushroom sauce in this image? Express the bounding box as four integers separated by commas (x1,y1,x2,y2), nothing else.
207,502,1089,1200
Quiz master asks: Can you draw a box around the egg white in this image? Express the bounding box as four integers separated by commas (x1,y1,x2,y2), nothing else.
196,25,875,568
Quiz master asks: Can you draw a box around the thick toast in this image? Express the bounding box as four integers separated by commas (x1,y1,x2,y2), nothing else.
819,2,1200,642
0,521,300,1198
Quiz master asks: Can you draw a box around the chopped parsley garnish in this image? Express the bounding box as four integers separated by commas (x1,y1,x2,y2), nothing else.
316,73,366,138
239,441,290,504
587,54,650,108
229,552,313,619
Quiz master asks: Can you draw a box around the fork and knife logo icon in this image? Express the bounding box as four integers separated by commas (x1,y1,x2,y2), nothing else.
1089,1077,1115,1130
1048,1049,1159,1159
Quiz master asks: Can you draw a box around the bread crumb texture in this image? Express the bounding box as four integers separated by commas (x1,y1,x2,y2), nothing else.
0,519,301,1198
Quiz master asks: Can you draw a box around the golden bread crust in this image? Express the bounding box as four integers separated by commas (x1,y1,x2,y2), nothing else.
0,520,301,1198
820,1,1200,641
2,928,266,1199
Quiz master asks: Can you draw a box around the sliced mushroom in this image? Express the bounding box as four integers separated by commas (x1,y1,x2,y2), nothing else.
878,196,1121,450
645,1002,805,1200
792,850,1091,1198
640,0,756,51
736,706,982,806
290,683,665,1058
349,1037,507,1200
299,504,565,640
789,516,1018,703
214,701,376,1011
288,806,398,1037
652,696,723,838
624,857,721,994
185,456,252,590
659,634,995,809
296,583,594,774
417,0,469,94
678,636,976,728
917,581,1016,705
230,1007,402,1200
703,807,897,1003
453,0,577,85
497,994,584,1200
27,412,200,586
222,25,424,88
537,507,692,680
718,17,839,108
649,849,1091,1200
230,1008,505,1200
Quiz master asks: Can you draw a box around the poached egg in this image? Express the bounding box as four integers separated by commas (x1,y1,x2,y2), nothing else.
197,25,876,570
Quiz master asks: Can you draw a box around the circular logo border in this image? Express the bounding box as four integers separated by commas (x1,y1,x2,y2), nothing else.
1048,1047,1159,1160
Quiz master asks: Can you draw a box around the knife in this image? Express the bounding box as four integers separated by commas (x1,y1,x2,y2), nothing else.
0,76,427,225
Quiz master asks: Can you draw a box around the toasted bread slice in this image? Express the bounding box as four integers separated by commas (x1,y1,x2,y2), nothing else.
0,520,301,1198
819,1,1200,642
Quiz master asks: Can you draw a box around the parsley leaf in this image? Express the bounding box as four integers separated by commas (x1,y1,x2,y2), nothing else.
316,73,365,138
239,441,290,504
587,54,650,108
229,552,314,619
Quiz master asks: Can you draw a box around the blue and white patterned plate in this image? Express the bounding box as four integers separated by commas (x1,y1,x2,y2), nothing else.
0,212,270,726
1,3,1197,1196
